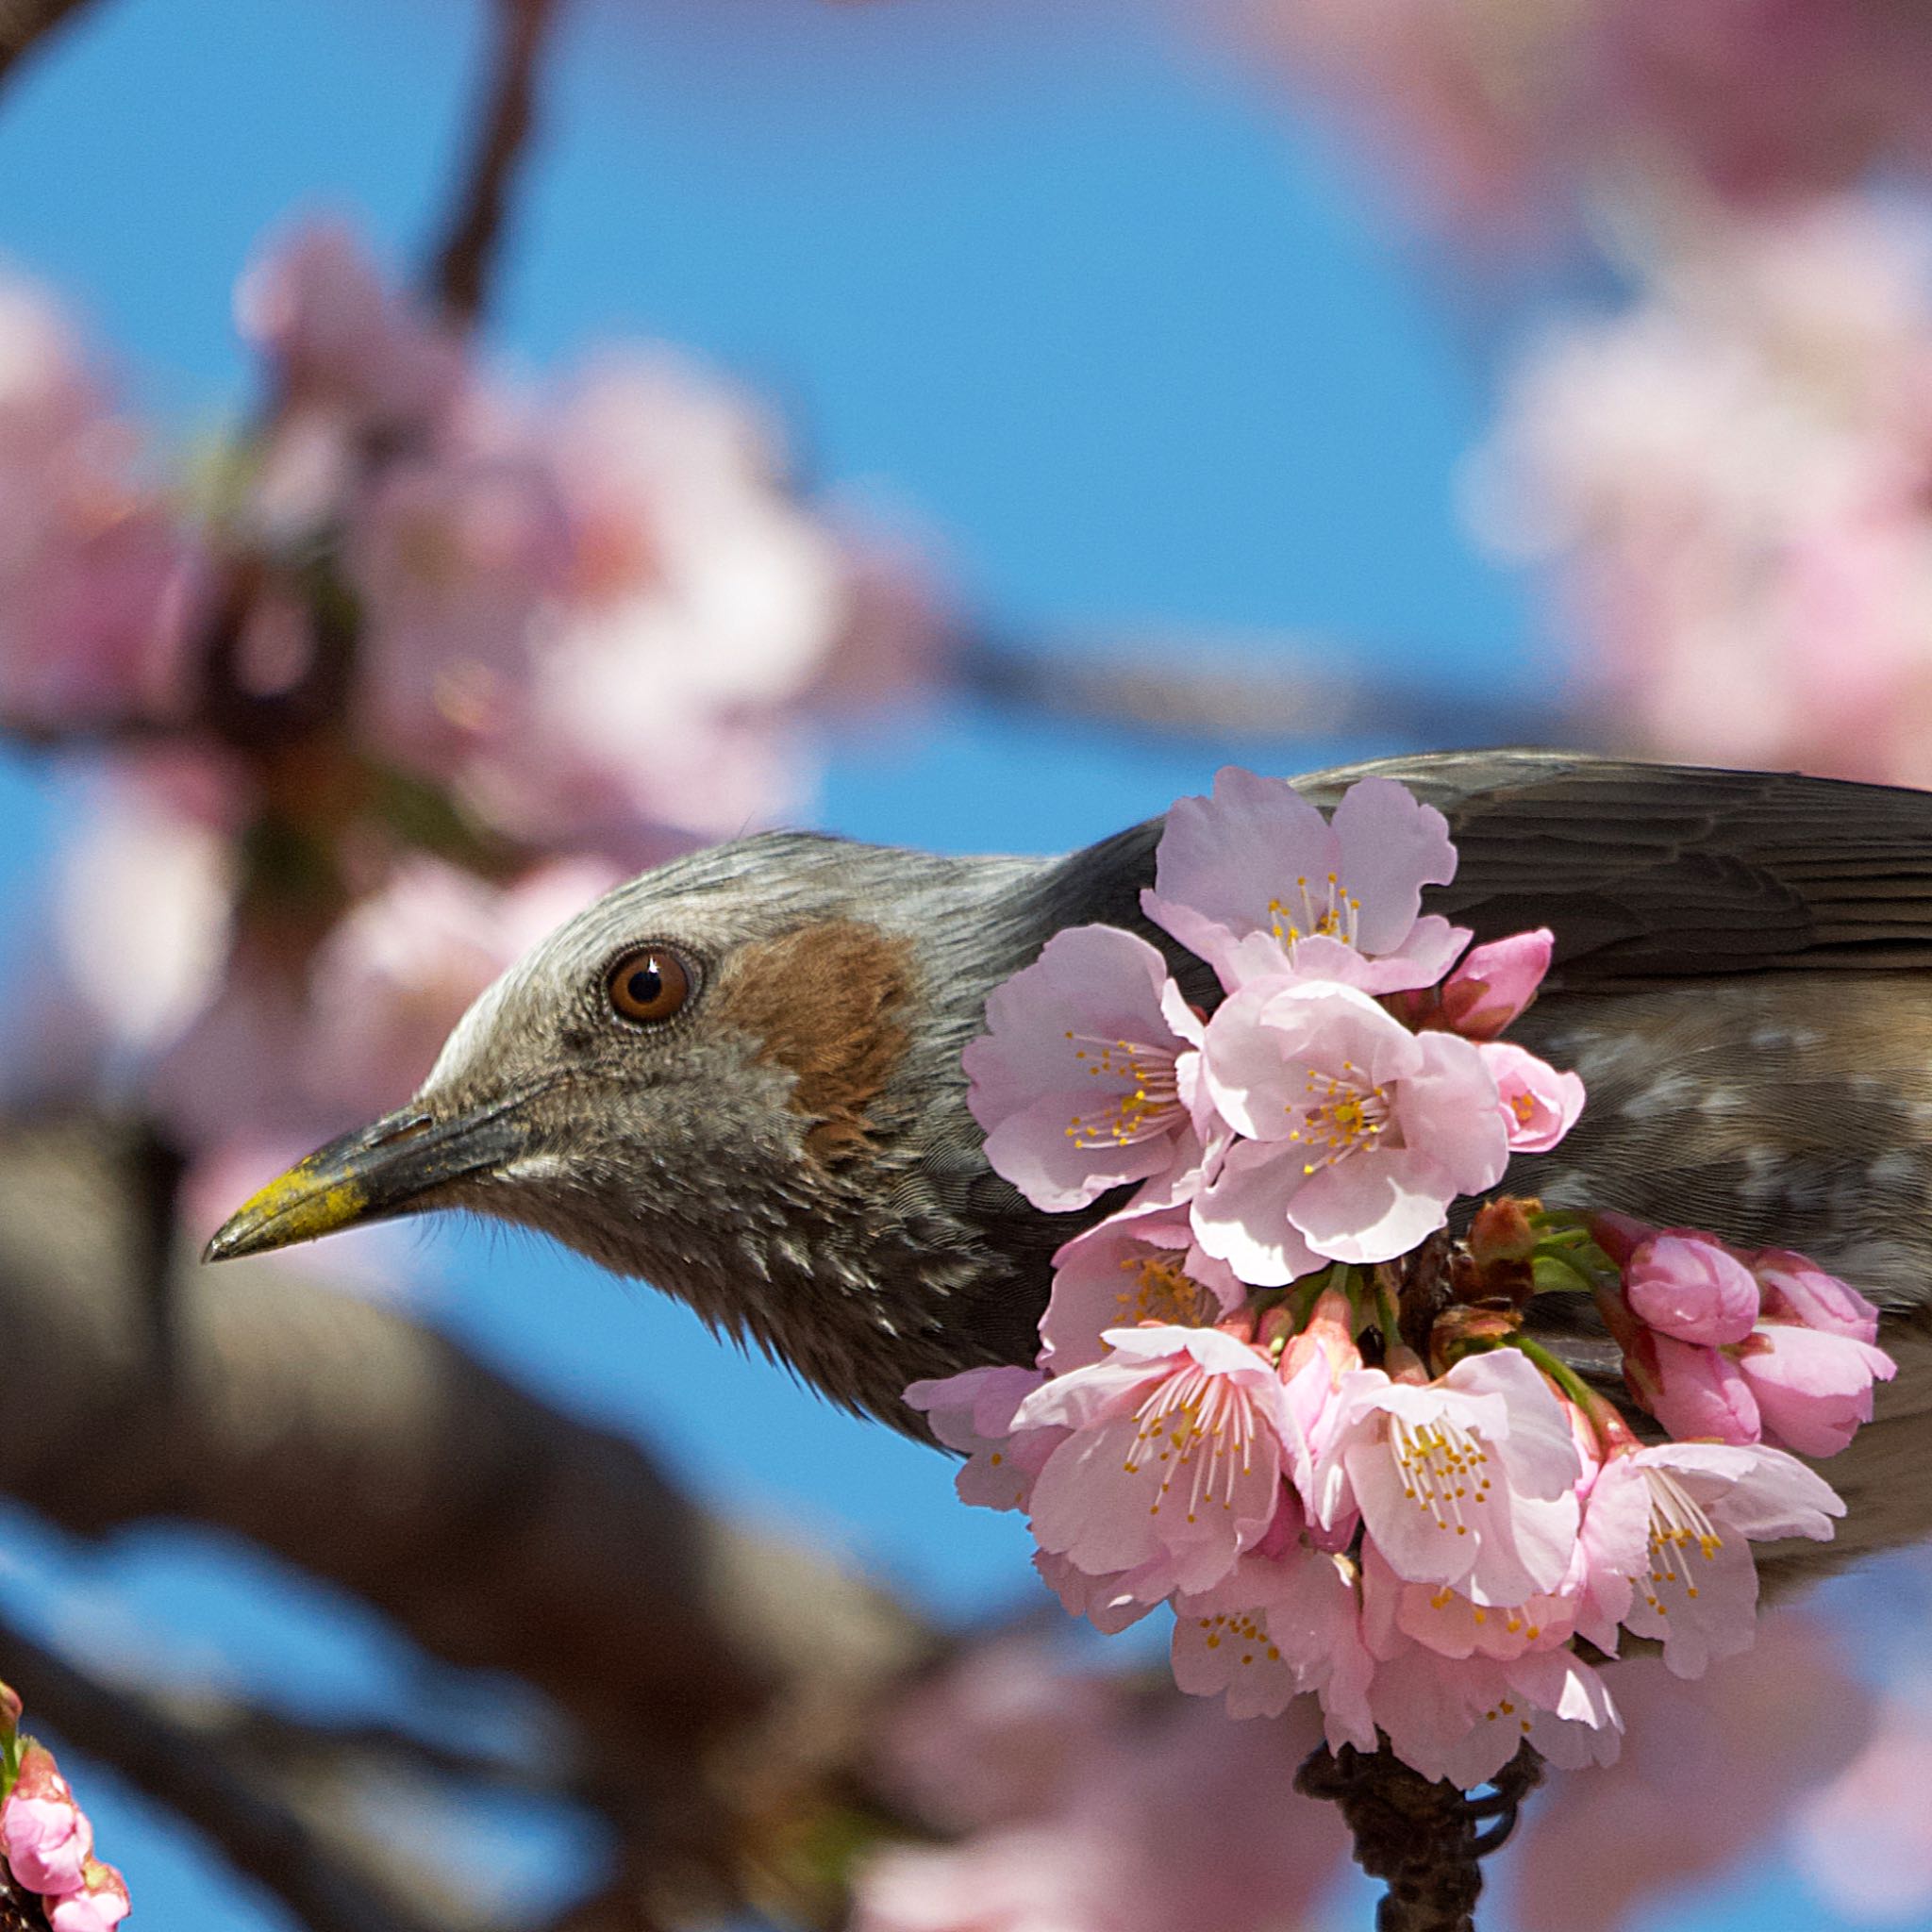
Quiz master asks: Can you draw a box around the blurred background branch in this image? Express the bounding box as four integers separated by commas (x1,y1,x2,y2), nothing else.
427,0,565,326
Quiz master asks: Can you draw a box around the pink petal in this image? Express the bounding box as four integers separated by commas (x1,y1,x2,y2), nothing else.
1481,1041,1587,1155
1327,774,1460,955
1646,1337,1763,1444
1738,1324,1897,1457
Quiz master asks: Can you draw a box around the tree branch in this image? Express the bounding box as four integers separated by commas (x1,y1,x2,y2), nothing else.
1295,1741,1542,1932
426,0,564,327
0,0,100,90
955,635,1567,751
0,1616,463,1932
0,1114,935,1924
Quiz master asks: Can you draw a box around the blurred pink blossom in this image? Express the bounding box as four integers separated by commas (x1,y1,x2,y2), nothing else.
1794,1674,1932,1924
1224,0,1932,236
858,1669,1348,1932
1519,1611,1874,1932
237,219,463,433
0,277,203,728
1472,199,1932,784
303,855,624,1115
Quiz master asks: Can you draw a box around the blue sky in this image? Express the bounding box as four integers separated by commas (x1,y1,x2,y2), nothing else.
0,3,1883,1929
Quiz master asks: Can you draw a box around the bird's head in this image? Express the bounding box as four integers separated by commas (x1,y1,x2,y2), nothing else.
204,827,1109,1417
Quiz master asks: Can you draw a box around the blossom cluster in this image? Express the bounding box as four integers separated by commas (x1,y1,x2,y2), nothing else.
910,771,1892,1786
0,1689,129,1932
1472,197,1932,790
0,220,940,1202
1221,0,1932,240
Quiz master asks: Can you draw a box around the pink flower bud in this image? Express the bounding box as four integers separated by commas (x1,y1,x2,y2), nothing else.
1437,928,1555,1040
1737,1325,1897,1458
1639,1336,1762,1445
1624,1233,1760,1345
1749,1250,1882,1344
1,1744,92,1896
47,1861,129,1932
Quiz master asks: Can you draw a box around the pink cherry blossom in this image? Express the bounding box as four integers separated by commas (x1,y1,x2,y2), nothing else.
1318,1349,1583,1606
903,1365,1055,1514
1359,1543,1577,1665
1040,1207,1241,1373
1628,1332,1763,1446
1174,1529,1377,1748
1,1744,92,1896
1576,1441,1842,1678
1195,978,1507,1278
47,1865,129,1932
1750,1248,1883,1343
1019,1325,1301,1601
1736,1321,1897,1458
1031,1551,1160,1635
1624,1231,1761,1346
1141,769,1468,993
1366,1641,1622,1788
1479,1040,1585,1154
346,448,573,774
965,925,1204,1213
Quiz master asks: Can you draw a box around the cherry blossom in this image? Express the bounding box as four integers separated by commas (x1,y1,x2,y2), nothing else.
903,1364,1054,1515
237,219,462,433
1196,978,1507,1277
964,924,1204,1212
1479,1040,1585,1154
1576,1441,1842,1677
1040,1206,1240,1372
1366,1641,1623,1788
1142,769,1468,994
1316,1349,1583,1607
1627,1331,1763,1447
1019,1324,1301,1602
1173,1529,1378,1747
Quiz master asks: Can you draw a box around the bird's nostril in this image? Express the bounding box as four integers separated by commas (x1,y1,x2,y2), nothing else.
370,1111,434,1147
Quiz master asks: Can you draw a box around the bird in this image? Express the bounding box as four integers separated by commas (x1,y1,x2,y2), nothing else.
204,747,1932,1587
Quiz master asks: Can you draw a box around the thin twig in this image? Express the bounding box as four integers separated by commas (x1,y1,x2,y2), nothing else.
956,634,1568,751
0,0,100,89
0,1618,465,1932
426,0,564,326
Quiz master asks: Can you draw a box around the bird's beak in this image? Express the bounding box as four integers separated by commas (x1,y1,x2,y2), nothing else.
201,1100,532,1264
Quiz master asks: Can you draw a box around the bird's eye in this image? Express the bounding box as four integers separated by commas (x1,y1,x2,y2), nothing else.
607,946,695,1025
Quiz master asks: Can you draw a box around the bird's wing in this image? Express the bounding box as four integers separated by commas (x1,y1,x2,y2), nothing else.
1292,749,1932,982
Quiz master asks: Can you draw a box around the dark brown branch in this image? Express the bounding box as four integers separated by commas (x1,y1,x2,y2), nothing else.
0,1617,461,1932
1296,1740,1542,1932
426,0,564,326
0,0,100,89
0,1114,935,1924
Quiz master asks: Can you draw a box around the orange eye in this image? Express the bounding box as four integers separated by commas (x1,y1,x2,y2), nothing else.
608,946,694,1025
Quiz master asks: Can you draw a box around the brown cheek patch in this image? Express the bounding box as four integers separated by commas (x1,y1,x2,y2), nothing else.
714,920,914,1162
